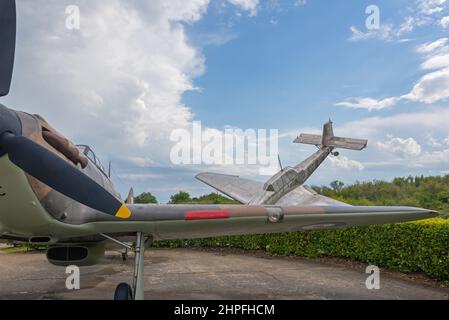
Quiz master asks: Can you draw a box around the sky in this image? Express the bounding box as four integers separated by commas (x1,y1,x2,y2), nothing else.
3,0,449,203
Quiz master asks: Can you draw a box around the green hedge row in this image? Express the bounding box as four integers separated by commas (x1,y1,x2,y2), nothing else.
153,218,449,283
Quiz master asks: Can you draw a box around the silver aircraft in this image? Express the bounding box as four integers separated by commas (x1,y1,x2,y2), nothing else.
0,0,437,300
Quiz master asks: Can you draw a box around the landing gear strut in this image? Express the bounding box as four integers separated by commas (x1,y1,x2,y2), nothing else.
101,232,150,300
131,232,147,300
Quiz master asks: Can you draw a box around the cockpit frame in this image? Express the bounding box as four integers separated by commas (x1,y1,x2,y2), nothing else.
76,144,108,177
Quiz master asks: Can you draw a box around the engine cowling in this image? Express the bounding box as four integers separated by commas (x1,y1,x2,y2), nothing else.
46,242,105,267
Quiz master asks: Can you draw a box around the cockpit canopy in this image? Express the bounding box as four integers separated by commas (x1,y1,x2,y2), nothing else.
76,145,107,175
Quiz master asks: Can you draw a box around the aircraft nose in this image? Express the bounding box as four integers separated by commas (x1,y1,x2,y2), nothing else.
0,103,21,137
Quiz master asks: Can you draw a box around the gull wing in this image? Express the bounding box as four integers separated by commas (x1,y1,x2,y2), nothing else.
195,172,264,204
195,172,349,207
275,185,350,207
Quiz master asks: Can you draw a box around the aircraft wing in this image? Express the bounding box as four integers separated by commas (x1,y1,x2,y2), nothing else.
195,172,264,204
87,204,437,241
195,172,349,207
275,185,351,207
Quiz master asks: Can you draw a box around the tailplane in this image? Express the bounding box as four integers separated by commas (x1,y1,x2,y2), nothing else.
294,120,367,151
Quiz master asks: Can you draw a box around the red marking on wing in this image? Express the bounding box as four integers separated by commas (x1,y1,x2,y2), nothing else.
185,210,230,220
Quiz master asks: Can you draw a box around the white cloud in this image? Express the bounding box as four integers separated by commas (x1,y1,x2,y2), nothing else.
397,17,416,36
338,35,449,110
418,0,447,15
418,148,449,164
12,0,211,157
337,108,449,141
5,0,255,199
337,67,449,110
440,15,449,27
328,155,364,171
8,0,265,185
282,108,449,185
421,53,449,69
227,0,259,16
335,97,401,111
416,38,449,53
376,136,422,158
402,68,449,103
425,134,443,147
348,25,394,42
348,0,448,42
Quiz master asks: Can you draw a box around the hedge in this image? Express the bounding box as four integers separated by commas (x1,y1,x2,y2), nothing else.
153,218,449,283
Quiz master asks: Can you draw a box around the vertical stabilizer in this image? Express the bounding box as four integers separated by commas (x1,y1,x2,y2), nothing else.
322,120,334,146
125,188,134,204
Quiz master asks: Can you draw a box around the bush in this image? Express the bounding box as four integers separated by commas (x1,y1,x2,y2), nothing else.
153,218,449,282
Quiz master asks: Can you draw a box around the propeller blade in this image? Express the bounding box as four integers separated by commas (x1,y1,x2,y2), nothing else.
0,0,16,97
0,132,131,218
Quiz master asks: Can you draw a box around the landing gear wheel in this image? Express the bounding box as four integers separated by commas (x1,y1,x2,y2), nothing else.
122,252,127,261
114,282,133,300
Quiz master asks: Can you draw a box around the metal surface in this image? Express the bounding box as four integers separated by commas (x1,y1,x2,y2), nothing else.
100,234,132,250
196,120,368,206
132,232,146,300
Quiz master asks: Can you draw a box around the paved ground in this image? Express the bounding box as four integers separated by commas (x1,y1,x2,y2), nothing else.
0,247,448,300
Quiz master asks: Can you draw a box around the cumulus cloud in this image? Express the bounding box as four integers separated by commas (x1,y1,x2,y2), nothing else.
3,0,264,200
376,136,422,158
10,0,213,164
328,155,364,171
402,68,449,103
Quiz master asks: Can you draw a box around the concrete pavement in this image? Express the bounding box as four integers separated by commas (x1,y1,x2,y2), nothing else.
0,247,447,300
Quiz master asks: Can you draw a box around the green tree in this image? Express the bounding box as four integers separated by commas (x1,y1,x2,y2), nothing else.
191,193,239,204
314,175,449,215
330,180,345,193
169,191,191,204
134,192,158,204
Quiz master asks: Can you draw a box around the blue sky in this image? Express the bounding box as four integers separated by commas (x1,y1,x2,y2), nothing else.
4,0,449,203
184,0,446,127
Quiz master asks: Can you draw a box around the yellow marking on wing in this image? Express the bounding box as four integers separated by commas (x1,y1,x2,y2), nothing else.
115,204,132,219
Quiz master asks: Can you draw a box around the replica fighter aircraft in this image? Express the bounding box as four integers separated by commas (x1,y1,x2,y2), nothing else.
0,0,437,300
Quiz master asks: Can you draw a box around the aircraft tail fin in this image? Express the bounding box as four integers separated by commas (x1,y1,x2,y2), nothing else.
125,188,134,204
294,120,367,151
